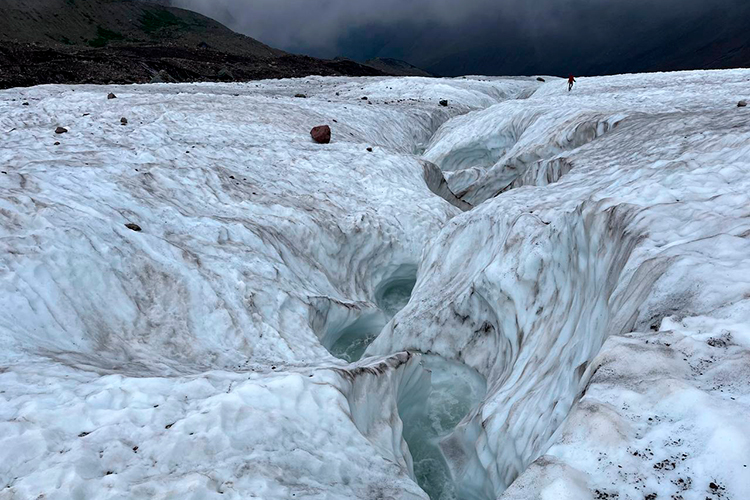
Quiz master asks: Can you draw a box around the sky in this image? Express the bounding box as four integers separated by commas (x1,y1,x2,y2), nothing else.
167,0,749,76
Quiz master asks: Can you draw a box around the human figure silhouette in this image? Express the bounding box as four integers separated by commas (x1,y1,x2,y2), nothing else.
568,74,576,91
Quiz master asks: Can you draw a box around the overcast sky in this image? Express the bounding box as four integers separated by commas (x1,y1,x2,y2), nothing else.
166,0,747,76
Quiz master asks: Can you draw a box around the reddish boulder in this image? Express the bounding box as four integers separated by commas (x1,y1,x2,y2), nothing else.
310,125,331,144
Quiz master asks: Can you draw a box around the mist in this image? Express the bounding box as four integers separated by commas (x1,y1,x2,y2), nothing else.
164,0,749,76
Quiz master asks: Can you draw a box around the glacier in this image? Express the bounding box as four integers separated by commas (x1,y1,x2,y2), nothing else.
1,71,749,500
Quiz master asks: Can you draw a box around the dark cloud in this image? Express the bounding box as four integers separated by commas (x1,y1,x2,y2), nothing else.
167,0,750,76
170,0,497,53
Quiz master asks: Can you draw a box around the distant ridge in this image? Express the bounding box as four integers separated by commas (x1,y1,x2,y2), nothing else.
364,58,433,77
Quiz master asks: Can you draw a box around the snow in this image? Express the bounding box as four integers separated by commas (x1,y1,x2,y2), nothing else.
2,69,750,500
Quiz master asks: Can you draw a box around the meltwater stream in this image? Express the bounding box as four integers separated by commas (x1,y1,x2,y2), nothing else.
400,356,487,500
329,266,417,362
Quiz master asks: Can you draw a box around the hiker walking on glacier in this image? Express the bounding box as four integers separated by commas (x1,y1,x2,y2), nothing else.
568,74,576,91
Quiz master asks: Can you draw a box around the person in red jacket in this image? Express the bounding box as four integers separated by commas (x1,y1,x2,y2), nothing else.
568,74,576,91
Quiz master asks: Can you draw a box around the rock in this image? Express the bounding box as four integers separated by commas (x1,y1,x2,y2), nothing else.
366,147,373,152
739,100,748,107
197,41,210,49
361,96,368,100
150,70,175,84
120,117,128,125
22,102,29,106
217,67,234,82
537,77,546,82
107,93,117,99
295,94,307,98
439,99,449,107
55,127,67,134
54,142,60,146
310,125,331,144
125,223,142,232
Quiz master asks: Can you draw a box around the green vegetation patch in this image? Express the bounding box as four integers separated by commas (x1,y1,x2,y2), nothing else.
140,9,185,34
88,26,125,48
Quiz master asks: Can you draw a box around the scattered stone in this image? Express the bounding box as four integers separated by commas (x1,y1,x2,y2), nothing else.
366,147,373,152
294,93,307,98
107,93,117,99
55,127,68,134
537,77,546,82
361,96,368,100
310,125,331,144
439,99,449,107
120,117,128,125
125,223,142,232
133,446,138,452
739,100,747,107
22,102,29,106
54,141,60,146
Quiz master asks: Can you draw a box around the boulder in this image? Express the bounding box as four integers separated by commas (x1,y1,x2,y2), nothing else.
107,93,117,99
55,127,67,134
121,117,128,125
150,70,175,84
537,77,546,82
125,223,142,232
439,99,449,107
739,100,748,107
217,67,234,82
295,94,307,98
310,125,331,144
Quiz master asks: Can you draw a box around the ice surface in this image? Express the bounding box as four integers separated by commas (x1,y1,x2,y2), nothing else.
2,70,750,500
0,76,536,499
368,70,750,498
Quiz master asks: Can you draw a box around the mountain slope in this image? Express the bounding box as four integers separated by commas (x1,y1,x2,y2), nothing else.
0,0,386,88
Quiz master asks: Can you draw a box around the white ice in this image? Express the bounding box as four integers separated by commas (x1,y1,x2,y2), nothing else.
2,70,750,500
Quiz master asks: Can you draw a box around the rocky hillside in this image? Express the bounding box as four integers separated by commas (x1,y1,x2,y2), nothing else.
0,0,386,88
